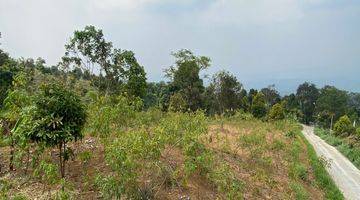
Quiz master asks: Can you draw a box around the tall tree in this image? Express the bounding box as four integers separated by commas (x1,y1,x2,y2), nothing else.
207,71,244,114
62,25,147,97
165,49,210,111
296,82,319,124
260,85,281,109
113,50,147,98
348,92,360,120
248,89,258,106
316,85,349,125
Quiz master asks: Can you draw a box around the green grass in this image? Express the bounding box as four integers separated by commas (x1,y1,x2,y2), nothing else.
298,130,344,200
290,181,309,200
315,128,360,169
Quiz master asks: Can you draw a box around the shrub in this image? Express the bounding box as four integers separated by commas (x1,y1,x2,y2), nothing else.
333,115,355,136
85,94,142,137
168,92,186,112
251,92,267,118
356,128,360,140
268,103,285,120
20,83,86,178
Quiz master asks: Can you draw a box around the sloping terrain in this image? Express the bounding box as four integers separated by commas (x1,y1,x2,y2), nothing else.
0,114,341,199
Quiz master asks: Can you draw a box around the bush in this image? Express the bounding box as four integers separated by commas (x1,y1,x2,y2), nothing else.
356,128,360,140
168,92,186,112
18,83,86,178
268,103,285,120
333,115,355,136
251,92,267,118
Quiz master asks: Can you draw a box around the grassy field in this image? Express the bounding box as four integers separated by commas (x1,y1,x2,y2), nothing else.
0,111,342,199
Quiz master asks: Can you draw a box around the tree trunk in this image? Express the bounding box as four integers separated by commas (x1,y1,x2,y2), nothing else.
62,142,66,178
9,140,14,171
59,142,63,178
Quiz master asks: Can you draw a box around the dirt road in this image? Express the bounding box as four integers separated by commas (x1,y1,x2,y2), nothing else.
302,125,360,200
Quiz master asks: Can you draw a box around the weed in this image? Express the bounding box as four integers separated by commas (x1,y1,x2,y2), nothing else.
286,130,297,138
271,139,285,151
290,181,309,200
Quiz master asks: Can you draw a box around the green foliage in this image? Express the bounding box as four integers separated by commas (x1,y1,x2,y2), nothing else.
315,128,360,170
285,130,297,138
260,84,281,108
0,70,13,108
334,115,355,136
230,110,254,121
25,83,86,146
12,194,28,200
96,129,163,199
356,128,360,140
251,92,267,118
33,160,59,186
268,103,285,120
290,163,308,181
166,49,210,111
290,181,309,200
206,70,244,114
0,179,11,199
296,82,319,124
78,151,92,164
143,81,170,109
316,86,349,124
62,26,147,97
85,93,142,137
117,50,147,98
168,92,186,112
207,163,243,199
238,131,267,163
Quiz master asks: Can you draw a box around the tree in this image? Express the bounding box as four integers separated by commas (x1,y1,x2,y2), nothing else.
268,103,285,120
113,50,147,98
0,47,17,108
207,71,244,114
1,72,32,171
165,49,210,111
251,92,267,118
296,82,319,124
348,92,360,120
62,26,147,97
143,81,171,110
316,85,349,127
282,94,299,111
260,85,281,109
333,115,355,136
248,89,258,106
23,83,86,177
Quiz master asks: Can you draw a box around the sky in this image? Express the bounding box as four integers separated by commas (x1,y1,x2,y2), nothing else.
0,0,359,94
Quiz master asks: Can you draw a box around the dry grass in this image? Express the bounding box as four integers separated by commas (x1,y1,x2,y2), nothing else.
1,118,330,199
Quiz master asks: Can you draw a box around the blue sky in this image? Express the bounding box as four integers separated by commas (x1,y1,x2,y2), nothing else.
0,0,359,94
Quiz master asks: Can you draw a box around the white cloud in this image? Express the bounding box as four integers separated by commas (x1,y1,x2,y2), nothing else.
89,0,161,11
200,0,305,26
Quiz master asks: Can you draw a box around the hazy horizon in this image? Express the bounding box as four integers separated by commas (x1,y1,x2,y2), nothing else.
1,0,359,94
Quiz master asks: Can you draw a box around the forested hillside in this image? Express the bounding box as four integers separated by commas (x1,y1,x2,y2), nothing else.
0,26,357,199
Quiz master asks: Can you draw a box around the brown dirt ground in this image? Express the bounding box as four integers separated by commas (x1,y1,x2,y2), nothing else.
1,122,325,199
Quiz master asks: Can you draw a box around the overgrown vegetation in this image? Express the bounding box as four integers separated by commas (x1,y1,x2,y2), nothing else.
315,128,360,169
0,26,349,199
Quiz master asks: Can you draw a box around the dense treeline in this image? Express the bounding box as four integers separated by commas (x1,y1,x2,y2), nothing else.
1,26,359,126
